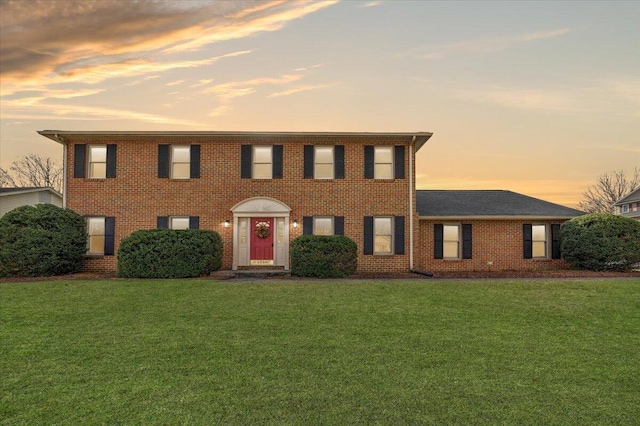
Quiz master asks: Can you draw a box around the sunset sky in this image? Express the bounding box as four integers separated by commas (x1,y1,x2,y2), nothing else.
1,0,638,207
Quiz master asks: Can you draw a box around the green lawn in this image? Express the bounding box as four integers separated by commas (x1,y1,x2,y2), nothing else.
1,278,639,425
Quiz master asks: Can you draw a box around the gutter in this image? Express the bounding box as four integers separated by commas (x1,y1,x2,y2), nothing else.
409,136,415,271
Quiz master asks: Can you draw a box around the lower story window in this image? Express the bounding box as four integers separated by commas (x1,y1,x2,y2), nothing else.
443,224,460,259
532,224,547,258
170,216,190,230
374,217,393,254
313,217,334,235
87,217,105,255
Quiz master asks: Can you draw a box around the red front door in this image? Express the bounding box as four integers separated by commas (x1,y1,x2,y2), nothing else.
251,218,274,264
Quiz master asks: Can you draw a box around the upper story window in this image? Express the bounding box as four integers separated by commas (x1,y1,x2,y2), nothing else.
158,144,200,179
253,145,273,179
304,145,345,179
88,145,107,179
171,145,191,179
74,144,116,179
241,145,283,179
364,146,405,180
374,146,394,179
622,204,629,213
315,146,334,179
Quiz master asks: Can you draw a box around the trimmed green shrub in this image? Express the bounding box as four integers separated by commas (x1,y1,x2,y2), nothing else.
291,235,357,278
117,229,223,278
560,213,640,272
0,204,87,277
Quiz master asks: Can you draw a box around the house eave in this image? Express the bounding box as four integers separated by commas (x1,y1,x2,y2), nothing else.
418,215,579,221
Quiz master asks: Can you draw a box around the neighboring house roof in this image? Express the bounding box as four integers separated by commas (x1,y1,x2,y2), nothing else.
416,190,584,219
37,130,434,152
612,187,640,206
0,187,62,198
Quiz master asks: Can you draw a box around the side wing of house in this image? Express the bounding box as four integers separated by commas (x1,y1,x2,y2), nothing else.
0,188,63,217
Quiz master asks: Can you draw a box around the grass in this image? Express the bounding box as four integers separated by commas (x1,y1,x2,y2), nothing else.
1,278,639,425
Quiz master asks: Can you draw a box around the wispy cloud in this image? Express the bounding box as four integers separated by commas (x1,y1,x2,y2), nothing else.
404,28,572,60
267,82,340,98
358,1,384,8
189,79,215,88
165,80,185,86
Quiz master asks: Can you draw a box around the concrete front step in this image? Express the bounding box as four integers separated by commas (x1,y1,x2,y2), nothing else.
210,269,291,279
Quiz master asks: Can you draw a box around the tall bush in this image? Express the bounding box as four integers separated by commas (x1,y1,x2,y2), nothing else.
117,229,223,278
0,204,87,277
560,213,640,271
291,235,357,278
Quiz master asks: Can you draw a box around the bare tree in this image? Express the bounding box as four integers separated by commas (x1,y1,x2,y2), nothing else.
9,154,63,193
578,167,640,213
0,167,16,187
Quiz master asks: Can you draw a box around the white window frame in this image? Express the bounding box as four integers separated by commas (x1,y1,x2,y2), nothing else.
622,204,629,213
443,224,461,260
86,217,105,255
171,145,190,180
374,216,393,255
252,145,273,179
313,216,334,235
314,146,334,179
374,146,394,179
532,224,548,259
170,216,190,230
88,145,107,179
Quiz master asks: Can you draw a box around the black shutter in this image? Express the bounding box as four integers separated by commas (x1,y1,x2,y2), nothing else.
272,145,283,179
190,145,200,178
304,145,314,179
434,224,444,259
364,146,374,179
106,144,117,178
394,146,405,179
104,217,115,256
523,224,533,259
394,216,405,255
303,217,313,235
364,216,374,255
335,145,345,179
157,216,168,229
189,216,200,229
335,216,345,235
241,145,252,178
551,224,561,259
74,144,86,178
158,145,169,178
462,224,472,259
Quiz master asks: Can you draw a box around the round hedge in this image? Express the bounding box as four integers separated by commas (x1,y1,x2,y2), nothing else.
291,235,357,278
0,204,87,277
117,229,223,278
560,213,640,272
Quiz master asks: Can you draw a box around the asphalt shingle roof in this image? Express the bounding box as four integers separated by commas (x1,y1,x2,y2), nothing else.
416,190,584,218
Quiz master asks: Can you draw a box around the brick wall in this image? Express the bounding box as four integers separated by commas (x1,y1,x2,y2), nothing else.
416,219,571,272
65,136,415,273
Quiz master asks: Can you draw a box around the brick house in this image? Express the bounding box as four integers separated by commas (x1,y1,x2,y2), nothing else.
37,130,583,275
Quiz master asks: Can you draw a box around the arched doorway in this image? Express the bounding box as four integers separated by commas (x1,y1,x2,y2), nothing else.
230,197,292,270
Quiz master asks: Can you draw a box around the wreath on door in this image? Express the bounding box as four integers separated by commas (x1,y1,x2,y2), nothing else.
255,221,271,239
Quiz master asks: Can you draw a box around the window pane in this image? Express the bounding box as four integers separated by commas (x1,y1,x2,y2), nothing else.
375,235,392,254
374,164,393,179
253,163,272,179
171,217,189,229
89,146,107,162
88,236,105,254
315,164,333,179
90,163,106,179
443,225,459,241
172,145,190,162
532,225,546,241
253,146,272,163
172,163,190,179
87,218,104,236
375,146,393,163
314,217,333,235
374,217,391,235
444,241,459,258
533,241,547,258
315,146,333,163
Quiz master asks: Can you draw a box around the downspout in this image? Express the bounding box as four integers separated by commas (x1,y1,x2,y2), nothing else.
53,134,67,208
409,135,415,271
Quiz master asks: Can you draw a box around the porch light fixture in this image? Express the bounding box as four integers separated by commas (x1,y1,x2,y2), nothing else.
224,220,230,228
293,220,298,228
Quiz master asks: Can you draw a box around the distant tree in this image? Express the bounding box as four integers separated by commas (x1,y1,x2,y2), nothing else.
0,167,16,187
9,154,63,193
578,168,640,214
